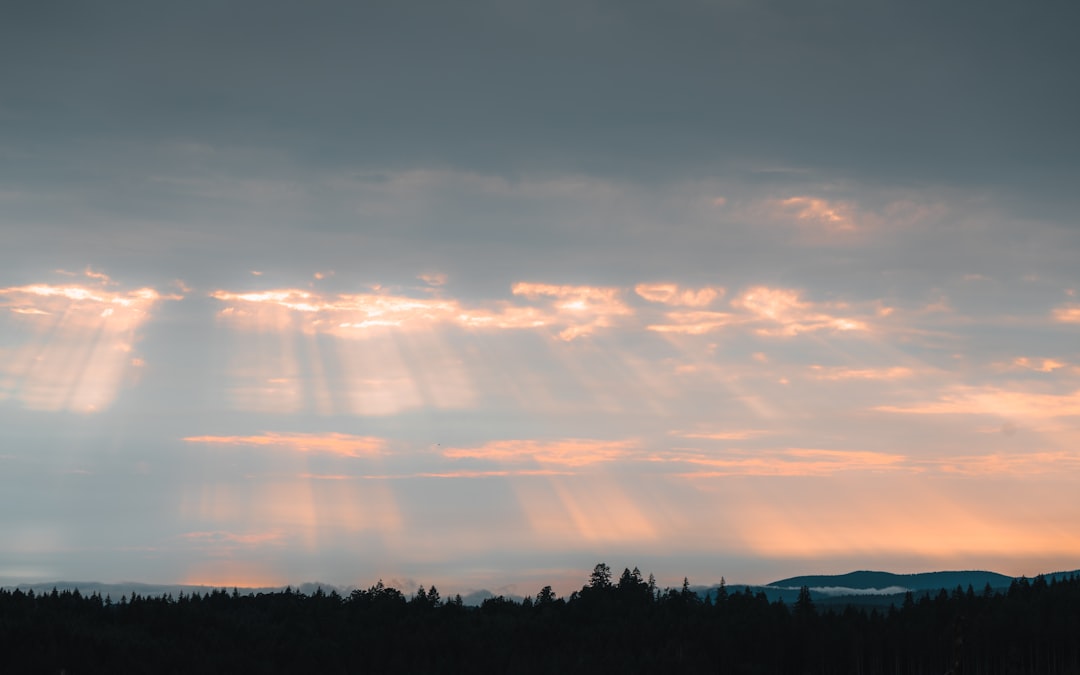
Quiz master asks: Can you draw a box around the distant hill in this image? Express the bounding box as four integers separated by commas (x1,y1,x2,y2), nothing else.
767,570,1015,593
696,569,1080,608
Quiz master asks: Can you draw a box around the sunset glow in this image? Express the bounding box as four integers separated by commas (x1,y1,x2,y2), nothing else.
3,0,1079,596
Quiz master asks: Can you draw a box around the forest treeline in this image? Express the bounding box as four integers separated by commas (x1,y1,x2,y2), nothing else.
2,563,1079,674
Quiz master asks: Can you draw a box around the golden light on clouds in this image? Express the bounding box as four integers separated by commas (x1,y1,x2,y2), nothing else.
212,282,636,341
510,282,633,340
655,448,910,477
877,387,1080,419
778,196,858,233
1053,304,1080,323
646,310,739,334
183,432,386,457
932,451,1080,476
732,286,871,336
634,283,723,307
0,272,170,412
669,429,765,441
210,281,884,347
6,267,1078,586
808,365,915,381
1011,357,1066,373
443,438,639,467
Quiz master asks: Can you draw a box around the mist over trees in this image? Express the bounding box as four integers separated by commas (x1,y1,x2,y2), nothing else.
2,564,1079,674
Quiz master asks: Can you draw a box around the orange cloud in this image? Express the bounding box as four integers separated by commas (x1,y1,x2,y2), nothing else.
418,272,448,286
646,310,739,334
877,388,1080,419
0,272,172,412
732,286,870,336
211,282,631,340
511,282,633,340
183,432,386,457
777,196,858,232
442,438,638,467
635,283,723,307
668,429,765,441
930,451,1080,476
808,365,915,380
657,448,909,477
1053,304,1080,323
1010,357,1067,373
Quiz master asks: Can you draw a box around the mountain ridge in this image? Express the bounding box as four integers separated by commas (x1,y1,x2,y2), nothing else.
766,569,1015,592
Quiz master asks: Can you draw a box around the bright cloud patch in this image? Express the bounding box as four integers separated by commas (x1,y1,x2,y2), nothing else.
1053,304,1080,323
733,287,870,336
654,448,909,476
0,271,170,412
442,438,639,467
809,366,915,381
1011,357,1067,373
212,282,633,341
635,283,723,307
877,388,1080,419
183,432,386,457
647,310,739,334
511,283,633,340
932,451,1080,476
777,196,858,233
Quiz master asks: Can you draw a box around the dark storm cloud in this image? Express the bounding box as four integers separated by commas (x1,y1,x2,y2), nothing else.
3,0,1078,191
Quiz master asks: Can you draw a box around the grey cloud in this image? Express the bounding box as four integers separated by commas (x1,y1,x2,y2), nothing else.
2,0,1077,193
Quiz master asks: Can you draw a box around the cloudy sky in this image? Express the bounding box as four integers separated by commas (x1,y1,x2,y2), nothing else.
2,0,1079,595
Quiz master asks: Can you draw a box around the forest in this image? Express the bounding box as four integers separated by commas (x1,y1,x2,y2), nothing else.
2,564,1079,674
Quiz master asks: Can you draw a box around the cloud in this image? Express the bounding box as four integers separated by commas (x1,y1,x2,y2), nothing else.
510,283,633,340
1053,304,1080,323
777,196,859,233
442,438,639,467
732,286,870,336
668,429,765,441
930,451,1080,476
183,432,386,458
654,448,909,477
211,282,633,341
1009,357,1067,373
808,365,915,381
635,283,723,307
0,271,173,412
646,310,740,335
418,272,448,287
876,388,1080,419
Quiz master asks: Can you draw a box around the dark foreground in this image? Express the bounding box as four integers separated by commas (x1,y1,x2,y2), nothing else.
2,565,1078,674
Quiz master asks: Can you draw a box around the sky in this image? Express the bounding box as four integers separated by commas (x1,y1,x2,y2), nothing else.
2,0,1080,596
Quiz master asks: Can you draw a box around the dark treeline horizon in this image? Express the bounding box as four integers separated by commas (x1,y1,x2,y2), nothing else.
3,562,1079,674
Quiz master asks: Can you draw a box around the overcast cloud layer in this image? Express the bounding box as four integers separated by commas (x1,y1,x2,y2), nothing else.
2,1,1079,593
